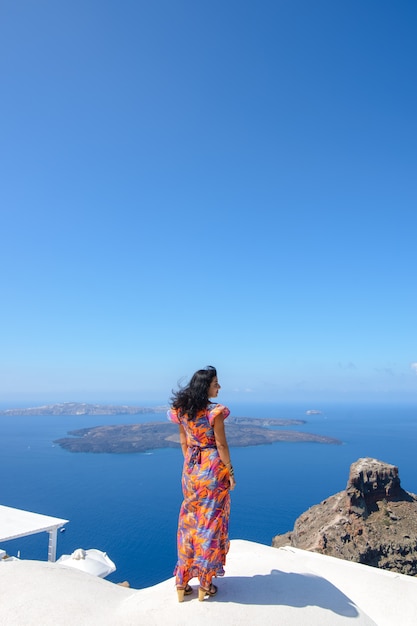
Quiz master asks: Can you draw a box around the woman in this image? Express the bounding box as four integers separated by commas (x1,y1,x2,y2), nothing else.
168,365,235,602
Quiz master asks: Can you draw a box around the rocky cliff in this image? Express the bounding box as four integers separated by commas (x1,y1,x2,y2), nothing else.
272,457,417,576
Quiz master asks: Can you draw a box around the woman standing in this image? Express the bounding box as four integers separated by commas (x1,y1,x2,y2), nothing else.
168,366,235,602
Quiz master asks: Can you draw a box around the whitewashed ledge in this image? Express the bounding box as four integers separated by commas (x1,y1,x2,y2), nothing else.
1,539,417,626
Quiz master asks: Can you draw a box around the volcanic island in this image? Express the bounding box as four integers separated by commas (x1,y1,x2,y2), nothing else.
0,403,341,453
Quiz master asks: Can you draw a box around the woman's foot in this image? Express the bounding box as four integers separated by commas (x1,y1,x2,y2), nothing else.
198,583,218,601
176,584,193,602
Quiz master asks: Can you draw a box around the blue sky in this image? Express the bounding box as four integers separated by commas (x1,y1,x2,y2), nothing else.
1,1,416,405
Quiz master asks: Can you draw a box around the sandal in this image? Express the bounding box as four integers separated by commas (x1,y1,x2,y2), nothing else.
198,583,218,601
176,584,193,602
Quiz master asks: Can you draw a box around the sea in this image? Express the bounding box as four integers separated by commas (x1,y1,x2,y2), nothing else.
1,400,417,589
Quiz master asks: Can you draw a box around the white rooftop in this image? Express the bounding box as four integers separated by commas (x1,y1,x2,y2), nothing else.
0,504,68,562
1,539,416,625
0,505,68,543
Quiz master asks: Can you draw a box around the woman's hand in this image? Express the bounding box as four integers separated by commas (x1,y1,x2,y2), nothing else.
229,474,236,491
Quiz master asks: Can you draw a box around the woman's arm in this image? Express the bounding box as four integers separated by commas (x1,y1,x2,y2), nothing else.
213,414,236,490
178,424,187,458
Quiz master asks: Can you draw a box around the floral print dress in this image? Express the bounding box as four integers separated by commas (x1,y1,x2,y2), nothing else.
168,403,231,589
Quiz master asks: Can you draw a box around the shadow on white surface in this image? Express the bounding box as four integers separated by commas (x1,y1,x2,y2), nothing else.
199,570,360,618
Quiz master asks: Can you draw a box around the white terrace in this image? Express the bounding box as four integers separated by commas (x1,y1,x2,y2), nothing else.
1,537,417,625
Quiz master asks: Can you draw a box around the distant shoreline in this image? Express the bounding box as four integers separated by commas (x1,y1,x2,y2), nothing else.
0,402,167,417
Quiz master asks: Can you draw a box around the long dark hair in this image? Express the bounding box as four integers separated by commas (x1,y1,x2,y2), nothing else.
171,366,217,419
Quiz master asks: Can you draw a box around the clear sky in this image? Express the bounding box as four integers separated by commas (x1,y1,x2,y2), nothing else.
1,1,416,405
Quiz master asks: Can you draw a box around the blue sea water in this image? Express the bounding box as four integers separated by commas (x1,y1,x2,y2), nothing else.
1,401,417,589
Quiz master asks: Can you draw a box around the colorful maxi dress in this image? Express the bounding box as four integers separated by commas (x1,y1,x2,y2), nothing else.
168,403,231,590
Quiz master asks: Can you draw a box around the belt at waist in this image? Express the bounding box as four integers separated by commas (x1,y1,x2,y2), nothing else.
187,444,216,467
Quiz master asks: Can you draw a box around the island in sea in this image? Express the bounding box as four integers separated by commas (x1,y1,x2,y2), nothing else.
0,402,167,417
0,403,341,452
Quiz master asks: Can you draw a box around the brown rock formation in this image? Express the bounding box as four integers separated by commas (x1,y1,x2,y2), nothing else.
272,458,417,576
